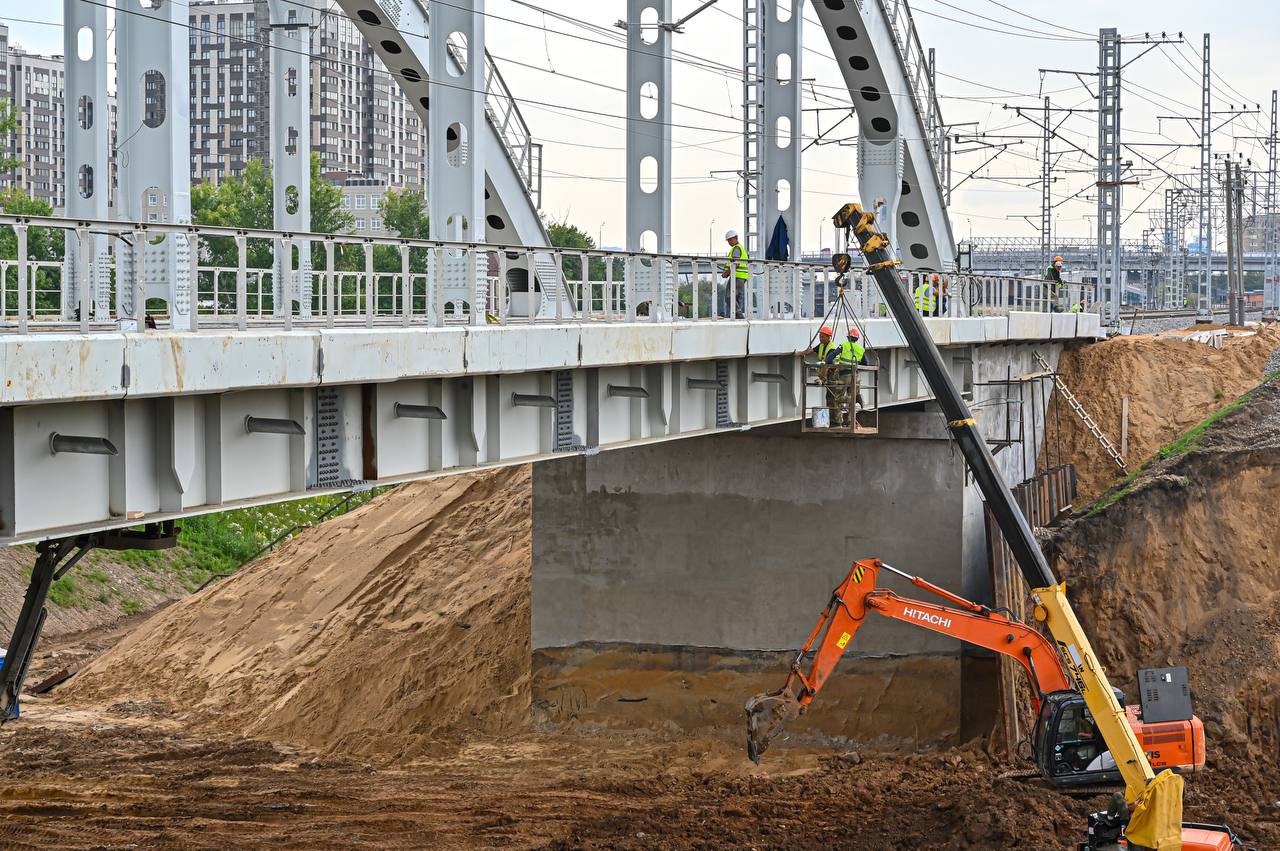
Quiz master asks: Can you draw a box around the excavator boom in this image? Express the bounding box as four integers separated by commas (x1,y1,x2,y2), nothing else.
745,558,1071,763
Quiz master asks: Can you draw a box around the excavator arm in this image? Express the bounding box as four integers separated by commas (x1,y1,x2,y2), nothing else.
745,558,1070,763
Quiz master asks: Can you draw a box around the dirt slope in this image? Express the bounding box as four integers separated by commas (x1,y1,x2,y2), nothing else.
1043,326,1279,502
0,547,193,641
60,465,532,762
1049,380,1280,762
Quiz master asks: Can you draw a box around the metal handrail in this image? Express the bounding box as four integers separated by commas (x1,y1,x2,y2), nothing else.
0,214,1093,334
876,0,949,197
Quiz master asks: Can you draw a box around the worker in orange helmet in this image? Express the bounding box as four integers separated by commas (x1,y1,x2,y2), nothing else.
798,326,839,422
796,325,835,361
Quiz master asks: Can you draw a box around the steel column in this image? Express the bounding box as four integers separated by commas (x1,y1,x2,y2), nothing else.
1266,90,1278,319
116,0,194,330
62,0,110,322
428,0,487,321
760,0,801,264
1041,96,1051,275
1197,34,1213,317
625,0,672,254
267,0,317,320
1095,28,1121,325
742,0,763,255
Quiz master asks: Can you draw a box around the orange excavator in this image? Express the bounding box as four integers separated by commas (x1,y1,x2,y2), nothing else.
744,558,1206,789
745,203,1241,851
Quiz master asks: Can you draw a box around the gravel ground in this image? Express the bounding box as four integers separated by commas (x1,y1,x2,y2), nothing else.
1121,309,1264,337
1265,340,1280,379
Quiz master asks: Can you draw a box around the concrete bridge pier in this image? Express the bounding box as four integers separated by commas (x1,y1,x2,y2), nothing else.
529,343,1063,748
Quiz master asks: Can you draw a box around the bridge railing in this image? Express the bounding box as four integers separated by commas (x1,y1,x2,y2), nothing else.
0,215,1081,334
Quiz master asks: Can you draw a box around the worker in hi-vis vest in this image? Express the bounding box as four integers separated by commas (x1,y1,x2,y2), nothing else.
825,328,866,426
797,325,838,418
721,229,750,318
912,279,936,314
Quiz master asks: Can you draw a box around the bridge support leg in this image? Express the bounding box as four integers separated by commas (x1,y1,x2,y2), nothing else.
0,536,96,722
0,523,179,723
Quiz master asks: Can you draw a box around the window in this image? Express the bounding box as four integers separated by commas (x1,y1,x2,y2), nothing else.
370,218,381,231
355,194,366,209
355,218,366,230
341,195,351,208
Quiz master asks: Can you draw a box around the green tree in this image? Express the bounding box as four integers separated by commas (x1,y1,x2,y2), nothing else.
192,154,355,270
544,216,607,281
380,188,429,239
0,189,64,313
375,188,430,275
0,99,21,175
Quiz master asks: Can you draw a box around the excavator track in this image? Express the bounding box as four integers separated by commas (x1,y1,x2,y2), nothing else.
996,768,1120,800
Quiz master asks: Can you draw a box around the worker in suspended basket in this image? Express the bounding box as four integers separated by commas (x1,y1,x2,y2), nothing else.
825,328,866,427
797,326,839,416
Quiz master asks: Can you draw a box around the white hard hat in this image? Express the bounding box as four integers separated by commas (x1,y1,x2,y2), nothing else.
725,229,739,240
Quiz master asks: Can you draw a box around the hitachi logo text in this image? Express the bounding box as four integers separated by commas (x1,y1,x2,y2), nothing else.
903,607,952,629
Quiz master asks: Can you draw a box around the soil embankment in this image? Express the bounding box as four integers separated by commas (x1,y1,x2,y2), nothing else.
1044,325,1279,502
1050,379,1280,761
60,465,532,762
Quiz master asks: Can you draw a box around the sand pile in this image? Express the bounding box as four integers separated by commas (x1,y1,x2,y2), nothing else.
61,465,533,762
1048,379,1280,761
1043,325,1280,502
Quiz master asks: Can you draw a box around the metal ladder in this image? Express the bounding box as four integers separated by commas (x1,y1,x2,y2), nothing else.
1034,352,1127,471
741,0,764,254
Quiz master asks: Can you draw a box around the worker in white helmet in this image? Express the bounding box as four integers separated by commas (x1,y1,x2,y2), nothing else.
720,229,750,318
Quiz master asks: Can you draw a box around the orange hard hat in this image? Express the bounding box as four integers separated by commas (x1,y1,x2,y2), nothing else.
848,328,860,339
1054,255,1064,263
932,274,940,281
819,326,833,336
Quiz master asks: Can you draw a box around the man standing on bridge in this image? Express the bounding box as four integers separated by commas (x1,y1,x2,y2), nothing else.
1045,255,1065,311
721,229,749,318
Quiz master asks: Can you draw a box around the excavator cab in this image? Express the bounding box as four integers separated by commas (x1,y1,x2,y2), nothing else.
1034,688,1206,788
1034,689,1128,786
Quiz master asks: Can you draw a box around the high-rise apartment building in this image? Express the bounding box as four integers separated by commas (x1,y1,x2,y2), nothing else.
189,0,424,190
0,4,424,211
189,1,261,184
1,37,67,209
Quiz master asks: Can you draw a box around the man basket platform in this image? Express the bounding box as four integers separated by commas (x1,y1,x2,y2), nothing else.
799,287,879,435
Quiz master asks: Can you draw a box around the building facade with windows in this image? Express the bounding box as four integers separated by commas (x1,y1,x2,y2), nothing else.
189,0,424,193
1,37,67,210
341,178,388,234
0,4,425,215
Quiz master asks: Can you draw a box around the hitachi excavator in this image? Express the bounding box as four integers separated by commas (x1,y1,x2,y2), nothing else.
745,557,1207,787
744,204,1241,851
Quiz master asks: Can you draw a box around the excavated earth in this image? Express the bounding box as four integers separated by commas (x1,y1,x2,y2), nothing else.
1043,324,1280,502
1,339,1279,848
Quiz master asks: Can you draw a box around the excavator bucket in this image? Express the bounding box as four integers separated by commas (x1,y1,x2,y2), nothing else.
744,689,803,764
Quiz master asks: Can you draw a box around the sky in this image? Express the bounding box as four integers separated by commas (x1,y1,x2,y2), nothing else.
2,0,1277,254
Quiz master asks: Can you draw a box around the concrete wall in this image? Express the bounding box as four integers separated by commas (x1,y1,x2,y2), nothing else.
533,421,966,654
